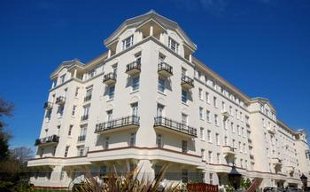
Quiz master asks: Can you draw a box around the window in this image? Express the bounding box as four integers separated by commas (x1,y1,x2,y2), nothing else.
130,133,136,146
77,145,85,156
79,124,87,142
216,133,220,145
199,88,203,100
208,151,212,163
199,107,204,120
236,109,239,119
209,173,213,184
223,119,227,130
237,125,240,135
60,74,66,84
181,113,188,126
182,140,187,153
104,137,109,149
217,153,220,164
239,141,242,152
68,125,73,136
200,127,205,140
229,106,232,115
181,89,188,103
181,169,188,183
214,114,219,125
243,143,246,153
201,149,205,161
157,104,164,117
99,166,107,178
232,139,235,148
231,122,234,132
122,35,133,50
224,136,228,145
107,110,113,122
131,102,138,116
158,77,165,93
82,105,90,120
206,92,210,103
75,87,79,97
240,159,243,168
108,85,115,99
222,101,226,111
207,130,212,142
64,146,69,157
85,86,93,101
206,110,211,122
72,105,77,116
57,105,64,117
132,76,140,91
156,134,162,148
213,97,217,107
88,69,96,78
168,37,179,53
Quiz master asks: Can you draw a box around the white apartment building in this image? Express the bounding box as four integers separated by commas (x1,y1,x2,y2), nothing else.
28,10,310,190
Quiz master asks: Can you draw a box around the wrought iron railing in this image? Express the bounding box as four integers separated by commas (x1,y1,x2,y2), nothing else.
35,134,59,146
95,115,140,133
103,72,117,83
158,62,173,75
126,61,141,73
181,75,194,87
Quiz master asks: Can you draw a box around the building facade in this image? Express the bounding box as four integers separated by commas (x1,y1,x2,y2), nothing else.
28,11,310,190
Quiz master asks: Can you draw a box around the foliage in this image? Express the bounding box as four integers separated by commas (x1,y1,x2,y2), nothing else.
224,184,235,192
73,164,181,192
240,177,252,190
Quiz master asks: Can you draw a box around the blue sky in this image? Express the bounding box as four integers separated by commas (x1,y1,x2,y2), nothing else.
1,0,310,150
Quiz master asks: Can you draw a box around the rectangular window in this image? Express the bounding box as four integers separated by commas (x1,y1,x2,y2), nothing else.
130,133,136,146
181,113,188,126
222,101,226,112
72,105,77,116
213,97,217,107
108,85,115,99
75,87,79,97
207,130,212,142
168,37,179,53
206,92,210,103
88,69,96,78
181,89,188,103
209,173,213,185
64,146,69,157
208,151,212,163
237,125,240,135
182,140,187,153
157,104,164,117
217,153,220,164
224,136,228,146
77,145,85,157
107,110,113,122
158,77,165,93
79,124,87,142
122,35,133,50
200,127,205,140
104,137,109,149
229,106,232,115
199,107,204,120
216,133,220,145
181,169,188,183
132,76,140,91
131,102,138,116
231,122,234,132
201,149,205,161
156,134,162,148
199,88,203,100
68,125,73,136
206,110,211,122
82,105,90,120
214,114,218,125
60,74,66,84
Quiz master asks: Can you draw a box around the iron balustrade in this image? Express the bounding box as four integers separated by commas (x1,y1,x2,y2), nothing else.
126,61,141,73
77,135,86,142
95,115,140,133
55,96,65,104
158,62,173,75
35,135,59,146
154,116,197,137
81,115,89,121
181,75,194,87
43,102,53,109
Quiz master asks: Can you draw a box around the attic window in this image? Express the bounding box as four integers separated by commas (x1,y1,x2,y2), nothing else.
168,37,179,53
122,35,133,50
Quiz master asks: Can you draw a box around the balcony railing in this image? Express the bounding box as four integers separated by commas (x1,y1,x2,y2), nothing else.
103,72,117,85
158,62,173,77
84,95,92,102
153,116,197,138
55,96,65,105
77,135,86,142
43,102,53,109
222,145,236,156
95,115,140,134
35,135,59,146
126,61,141,75
81,115,89,121
181,75,194,89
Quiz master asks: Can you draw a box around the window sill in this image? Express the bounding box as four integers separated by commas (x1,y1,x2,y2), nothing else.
107,98,114,102
131,90,139,94
158,91,166,96
182,102,189,107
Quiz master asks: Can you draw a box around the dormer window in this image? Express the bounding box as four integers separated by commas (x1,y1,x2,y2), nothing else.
168,37,179,53
60,74,66,84
122,35,133,50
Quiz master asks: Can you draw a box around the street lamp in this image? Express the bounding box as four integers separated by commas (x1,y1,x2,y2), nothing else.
228,164,242,190
300,174,307,190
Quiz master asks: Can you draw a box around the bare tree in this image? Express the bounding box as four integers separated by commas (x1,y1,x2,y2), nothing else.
10,147,34,164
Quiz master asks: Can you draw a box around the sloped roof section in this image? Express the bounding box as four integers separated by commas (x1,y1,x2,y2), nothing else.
50,59,84,79
104,10,197,50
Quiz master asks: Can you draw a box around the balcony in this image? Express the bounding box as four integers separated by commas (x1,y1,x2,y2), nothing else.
55,96,65,105
81,115,89,121
222,146,236,157
43,102,53,110
95,115,140,134
35,135,59,146
153,116,197,138
84,95,92,102
158,62,173,77
103,72,117,85
222,111,230,120
181,75,194,89
271,157,282,165
126,61,141,75
286,165,294,173
77,135,86,142
267,126,276,134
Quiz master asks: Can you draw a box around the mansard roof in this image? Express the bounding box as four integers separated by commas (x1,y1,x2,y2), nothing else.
50,59,84,79
104,10,197,50
251,97,276,112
